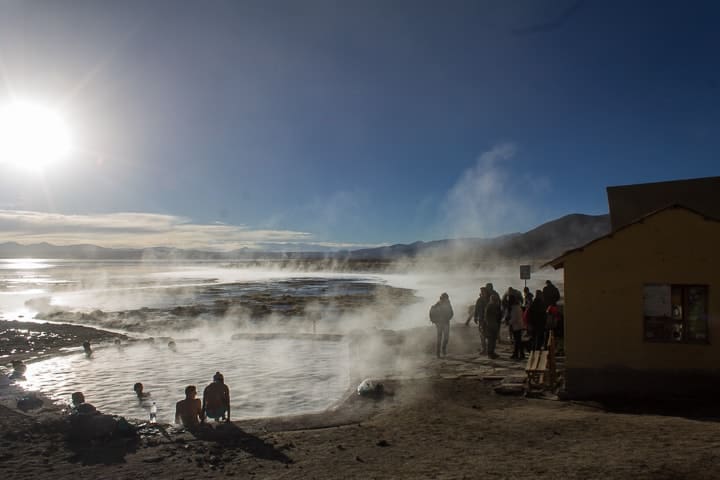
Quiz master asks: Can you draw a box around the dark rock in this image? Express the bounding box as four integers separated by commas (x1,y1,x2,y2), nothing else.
17,395,43,411
376,440,390,447
142,456,165,463
493,384,526,396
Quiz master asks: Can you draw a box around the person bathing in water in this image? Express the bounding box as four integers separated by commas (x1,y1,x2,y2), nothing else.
202,372,231,422
133,382,150,400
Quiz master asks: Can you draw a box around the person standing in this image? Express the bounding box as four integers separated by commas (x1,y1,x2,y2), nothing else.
429,292,454,358
484,293,502,359
543,280,560,307
202,372,231,422
528,291,547,350
522,287,534,310
508,294,525,360
473,287,489,353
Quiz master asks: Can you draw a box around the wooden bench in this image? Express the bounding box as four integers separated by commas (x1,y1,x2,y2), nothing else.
525,350,549,387
525,332,557,390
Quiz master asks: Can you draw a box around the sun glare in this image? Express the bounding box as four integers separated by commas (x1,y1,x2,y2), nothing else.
0,101,72,170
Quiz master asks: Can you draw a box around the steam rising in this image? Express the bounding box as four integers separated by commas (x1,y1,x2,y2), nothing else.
8,258,561,419
441,143,543,239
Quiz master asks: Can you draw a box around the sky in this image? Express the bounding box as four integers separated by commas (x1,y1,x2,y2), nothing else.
0,0,718,251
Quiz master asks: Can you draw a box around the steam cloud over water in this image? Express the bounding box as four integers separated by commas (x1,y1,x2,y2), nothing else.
2,258,561,418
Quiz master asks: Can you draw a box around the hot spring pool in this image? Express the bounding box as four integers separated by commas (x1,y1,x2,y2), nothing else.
23,337,350,423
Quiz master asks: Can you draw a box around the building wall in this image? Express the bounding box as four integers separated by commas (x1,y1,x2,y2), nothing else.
563,208,720,397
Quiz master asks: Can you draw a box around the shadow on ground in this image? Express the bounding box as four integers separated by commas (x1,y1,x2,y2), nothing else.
191,422,292,464
65,436,139,465
580,398,720,423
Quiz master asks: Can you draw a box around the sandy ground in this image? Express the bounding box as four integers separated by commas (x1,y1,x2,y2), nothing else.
2,322,720,479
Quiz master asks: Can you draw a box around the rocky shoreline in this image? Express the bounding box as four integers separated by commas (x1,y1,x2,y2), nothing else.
26,280,420,334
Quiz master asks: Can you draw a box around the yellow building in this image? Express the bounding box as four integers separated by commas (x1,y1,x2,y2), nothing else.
547,204,720,398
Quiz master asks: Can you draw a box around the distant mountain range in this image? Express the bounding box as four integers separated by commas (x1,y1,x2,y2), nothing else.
0,213,610,264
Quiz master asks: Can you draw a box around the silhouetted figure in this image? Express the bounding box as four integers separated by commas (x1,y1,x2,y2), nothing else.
168,340,177,352
546,303,564,352
69,391,132,441
176,385,203,428
528,291,547,350
133,382,150,400
473,287,489,353
82,340,92,357
71,391,98,415
522,287,534,310
502,287,523,341
202,372,231,422
508,294,525,360
10,360,27,380
429,292,454,358
486,283,501,305
543,280,560,307
484,294,502,359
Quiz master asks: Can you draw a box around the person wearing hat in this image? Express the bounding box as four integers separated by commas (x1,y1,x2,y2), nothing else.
429,292,454,358
202,372,231,422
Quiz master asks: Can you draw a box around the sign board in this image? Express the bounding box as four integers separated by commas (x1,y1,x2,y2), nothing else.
519,265,531,280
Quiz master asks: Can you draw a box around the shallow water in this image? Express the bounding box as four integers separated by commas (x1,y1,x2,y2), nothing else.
23,337,350,423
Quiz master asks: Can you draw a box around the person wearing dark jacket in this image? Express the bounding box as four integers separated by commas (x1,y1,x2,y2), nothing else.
543,280,560,307
429,293,454,358
528,291,547,350
484,293,502,359
473,287,489,353
522,287,534,310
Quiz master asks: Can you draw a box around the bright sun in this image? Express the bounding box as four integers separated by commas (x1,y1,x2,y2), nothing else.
0,101,72,170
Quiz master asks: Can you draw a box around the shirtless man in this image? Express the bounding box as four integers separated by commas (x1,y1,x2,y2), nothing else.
202,372,231,422
175,385,203,428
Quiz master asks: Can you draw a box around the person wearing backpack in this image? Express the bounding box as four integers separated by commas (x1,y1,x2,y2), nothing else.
429,292,454,358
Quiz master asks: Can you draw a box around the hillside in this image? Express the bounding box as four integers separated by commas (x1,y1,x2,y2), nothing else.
347,213,610,263
0,213,610,264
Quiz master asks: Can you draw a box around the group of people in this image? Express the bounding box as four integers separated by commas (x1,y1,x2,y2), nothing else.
429,280,563,360
69,371,232,431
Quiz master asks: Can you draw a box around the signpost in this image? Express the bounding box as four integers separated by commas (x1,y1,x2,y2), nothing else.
520,264,531,288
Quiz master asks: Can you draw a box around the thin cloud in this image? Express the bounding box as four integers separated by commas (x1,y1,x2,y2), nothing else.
0,209,331,250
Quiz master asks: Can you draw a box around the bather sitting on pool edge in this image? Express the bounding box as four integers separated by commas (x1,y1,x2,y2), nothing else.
202,372,230,423
175,385,203,428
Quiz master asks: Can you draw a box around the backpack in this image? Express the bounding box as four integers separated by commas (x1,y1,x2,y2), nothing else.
429,304,439,324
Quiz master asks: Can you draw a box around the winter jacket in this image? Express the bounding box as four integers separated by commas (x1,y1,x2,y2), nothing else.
509,304,524,332
430,300,454,324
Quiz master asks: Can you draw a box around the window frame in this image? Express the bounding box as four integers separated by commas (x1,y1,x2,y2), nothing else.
642,283,709,345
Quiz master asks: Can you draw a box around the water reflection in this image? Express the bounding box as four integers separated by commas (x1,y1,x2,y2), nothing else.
24,337,349,422
0,258,54,270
